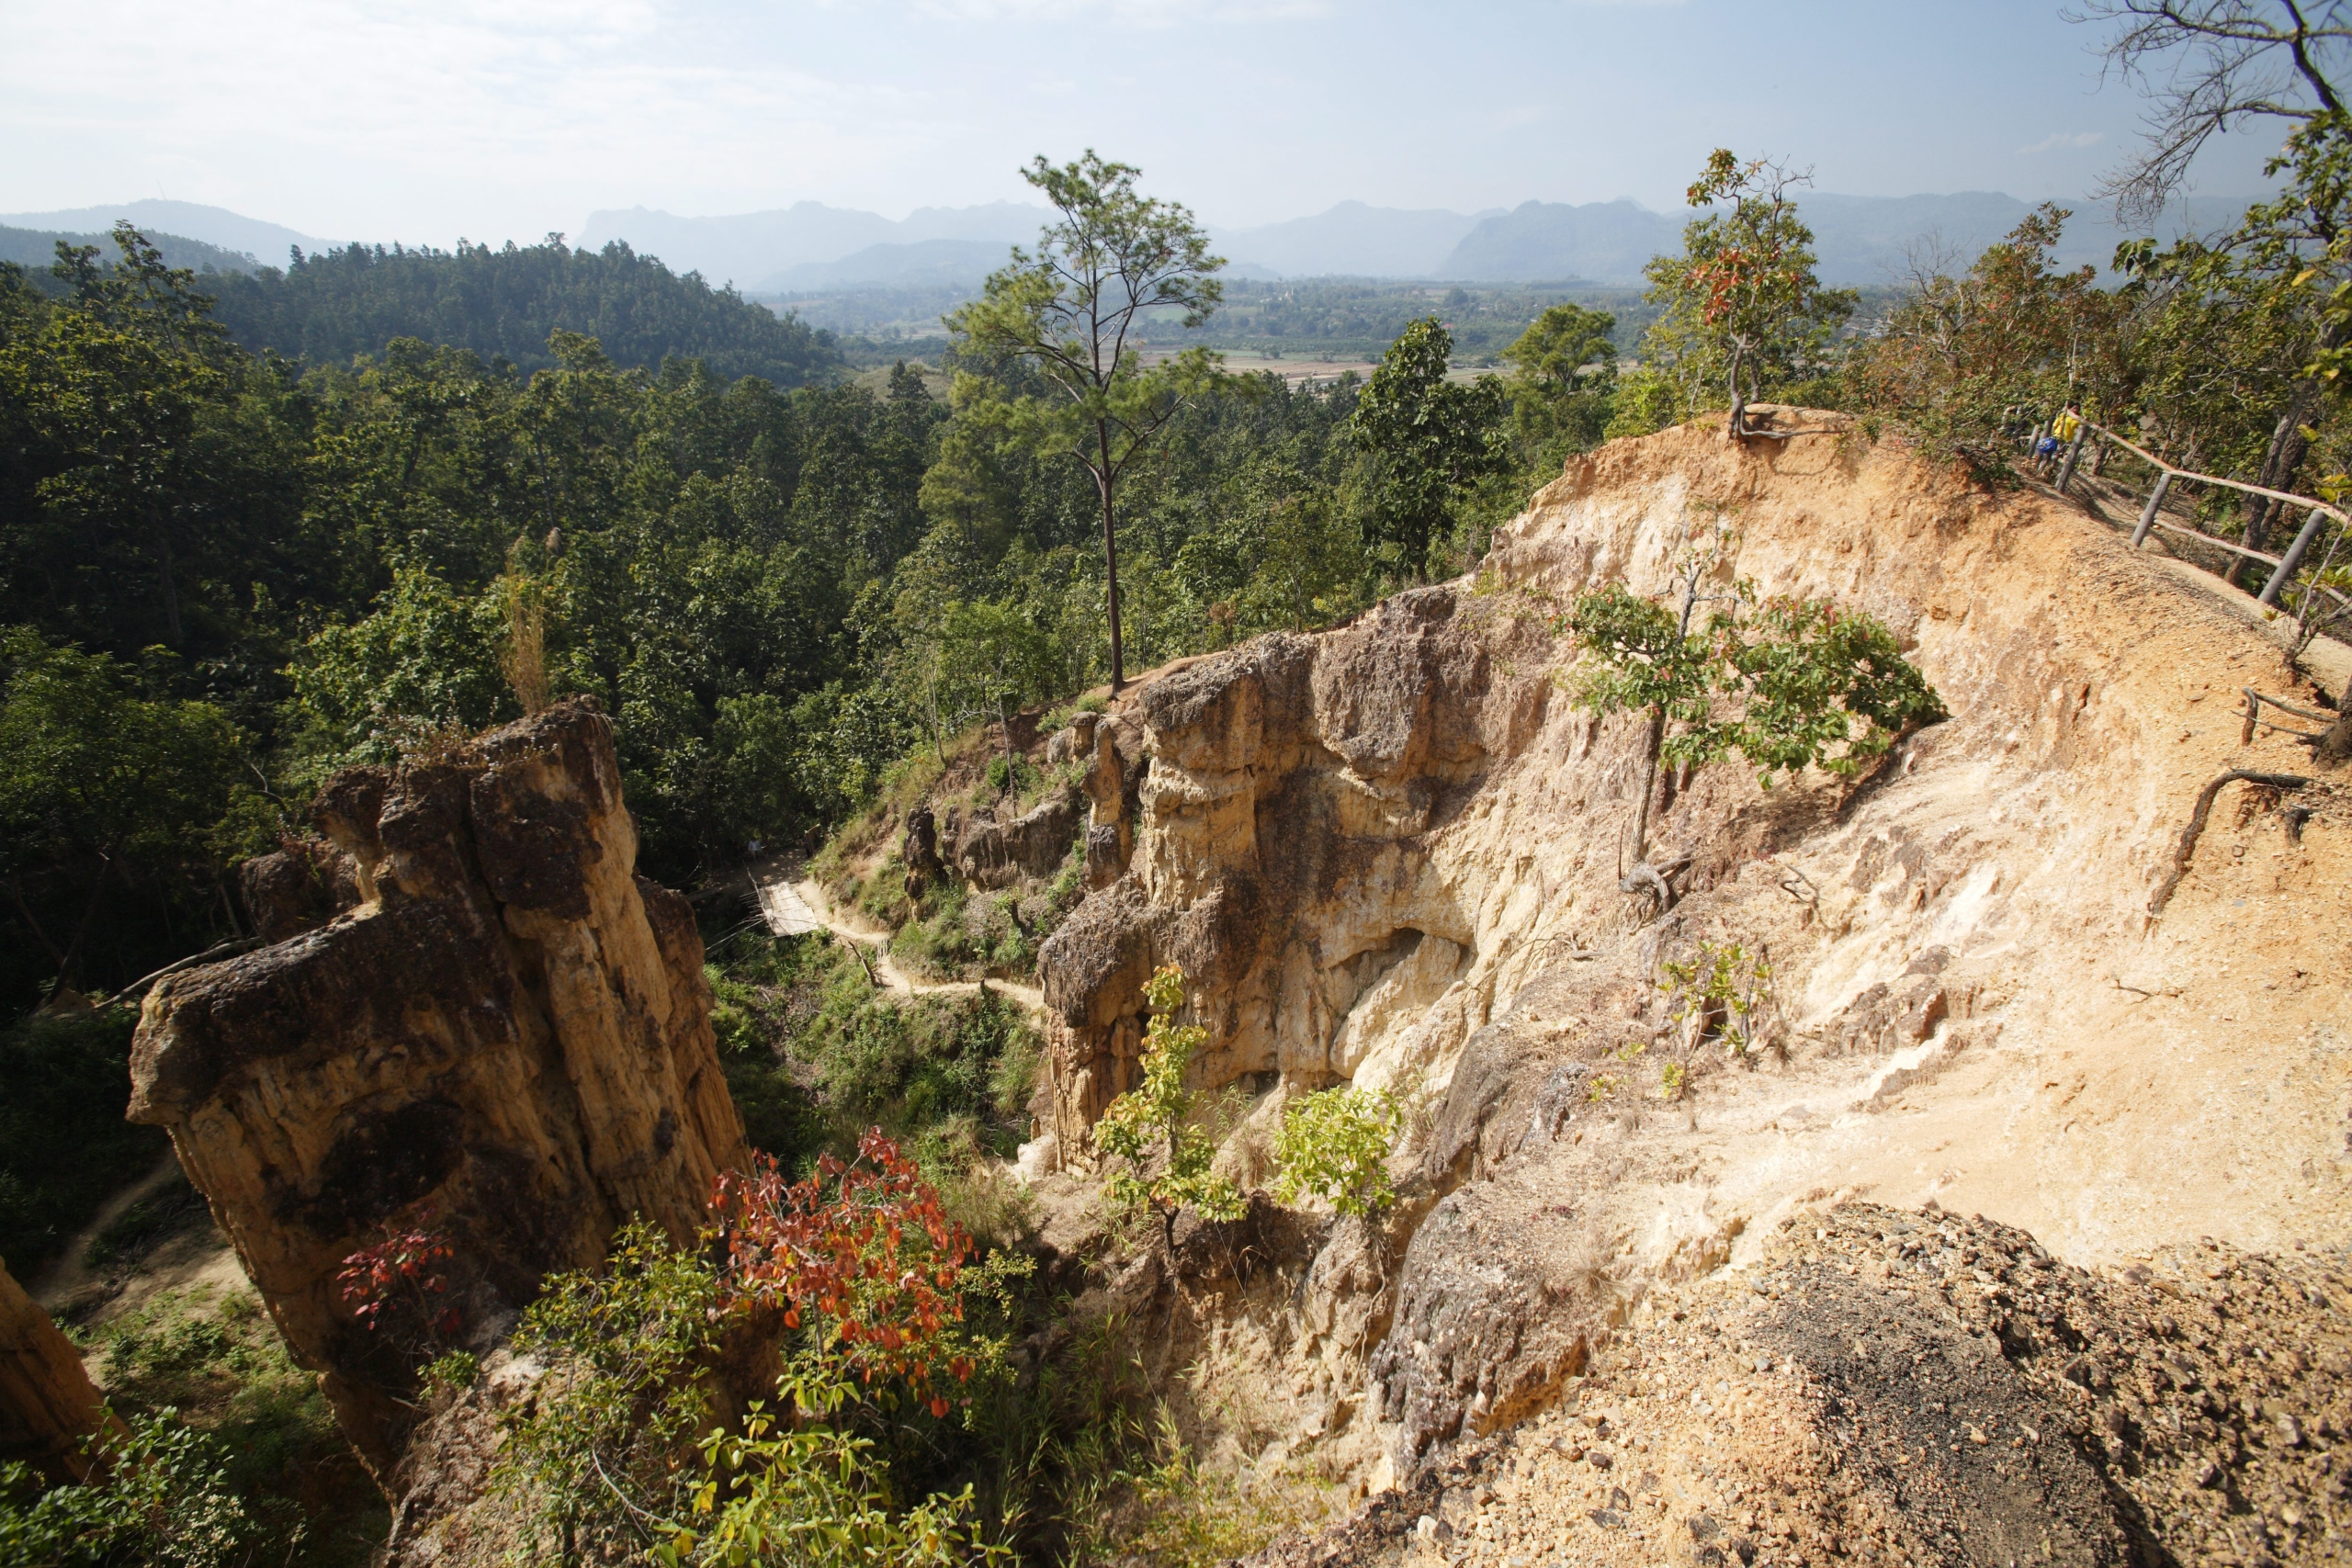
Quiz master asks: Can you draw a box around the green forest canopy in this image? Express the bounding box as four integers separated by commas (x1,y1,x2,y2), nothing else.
18,226,842,386
9,110,2352,1018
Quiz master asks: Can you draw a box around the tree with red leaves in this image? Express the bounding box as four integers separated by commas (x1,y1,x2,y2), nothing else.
710,1129,978,1416
337,1209,462,1352
1638,150,1856,439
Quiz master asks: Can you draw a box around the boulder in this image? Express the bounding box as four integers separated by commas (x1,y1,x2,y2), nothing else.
951,790,1082,889
237,837,363,942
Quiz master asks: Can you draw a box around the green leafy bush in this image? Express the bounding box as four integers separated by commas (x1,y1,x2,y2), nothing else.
500,1145,1017,1568
1562,533,1945,873
1272,1087,1403,1218
0,1410,301,1568
87,1285,365,1553
1661,940,1778,1058
1095,965,1247,1249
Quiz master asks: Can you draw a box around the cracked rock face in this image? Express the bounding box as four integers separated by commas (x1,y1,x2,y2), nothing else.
128,699,746,1472
1037,596,1554,1158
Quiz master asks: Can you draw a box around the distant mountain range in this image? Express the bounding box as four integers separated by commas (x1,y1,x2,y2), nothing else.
9,190,2263,299
0,221,263,276
587,190,2256,294
0,200,339,266
575,202,1047,292
1438,191,2252,286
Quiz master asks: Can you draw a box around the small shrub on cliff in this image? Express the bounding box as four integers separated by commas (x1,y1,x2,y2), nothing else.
337,1210,461,1359
1094,965,1248,1251
1661,940,1778,1057
500,1138,1022,1568
1272,1087,1402,1218
1562,526,1945,883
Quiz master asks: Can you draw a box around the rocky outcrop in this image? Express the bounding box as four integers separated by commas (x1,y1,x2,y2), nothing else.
128,699,747,1473
1036,598,1552,1157
237,836,363,943
1252,1203,2352,1568
1036,415,2352,1496
951,788,1083,888
0,1256,115,1483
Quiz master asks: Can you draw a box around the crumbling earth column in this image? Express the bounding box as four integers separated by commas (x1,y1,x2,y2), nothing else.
128,699,746,1473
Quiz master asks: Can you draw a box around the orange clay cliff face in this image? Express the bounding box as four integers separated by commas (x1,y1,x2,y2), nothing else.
1030,412,2352,1561
125,699,745,1473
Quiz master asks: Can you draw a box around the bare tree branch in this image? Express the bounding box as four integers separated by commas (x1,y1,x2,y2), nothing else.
2073,0,2352,219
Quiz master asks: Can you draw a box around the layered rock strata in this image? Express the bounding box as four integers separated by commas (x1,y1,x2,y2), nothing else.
128,699,746,1472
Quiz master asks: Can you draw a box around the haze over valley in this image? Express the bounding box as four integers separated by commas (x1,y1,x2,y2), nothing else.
6,5,2352,1568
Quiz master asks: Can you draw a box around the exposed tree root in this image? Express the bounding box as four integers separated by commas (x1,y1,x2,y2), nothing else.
1619,851,1694,916
2146,769,2312,919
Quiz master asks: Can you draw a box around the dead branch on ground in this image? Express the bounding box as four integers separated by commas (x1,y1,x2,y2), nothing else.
2146,768,2313,919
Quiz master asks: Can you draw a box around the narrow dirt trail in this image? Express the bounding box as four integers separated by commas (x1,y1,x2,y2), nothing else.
31,1149,182,1309
745,855,1046,1019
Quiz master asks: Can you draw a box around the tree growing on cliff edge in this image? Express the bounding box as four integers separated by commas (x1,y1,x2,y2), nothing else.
1562,525,1946,905
1093,964,1246,1252
1638,152,1854,440
945,152,1228,693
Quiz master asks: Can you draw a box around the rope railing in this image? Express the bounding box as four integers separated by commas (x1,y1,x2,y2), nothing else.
2048,411,2352,619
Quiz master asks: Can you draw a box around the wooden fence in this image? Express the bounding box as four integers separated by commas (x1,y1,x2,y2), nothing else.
2038,410,2352,620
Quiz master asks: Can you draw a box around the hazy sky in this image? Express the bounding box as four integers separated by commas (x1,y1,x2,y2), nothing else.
1,0,2290,245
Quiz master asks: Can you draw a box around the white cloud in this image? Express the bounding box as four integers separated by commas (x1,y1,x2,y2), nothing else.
2019,130,2105,154
0,0,964,240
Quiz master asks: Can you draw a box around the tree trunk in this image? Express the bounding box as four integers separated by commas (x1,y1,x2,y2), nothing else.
1626,705,1667,869
55,859,113,988
1096,425,1125,693
151,509,182,646
3,878,68,974
998,693,1016,793
926,660,944,761
2321,705,2352,769
1725,342,1748,439
2231,388,2316,587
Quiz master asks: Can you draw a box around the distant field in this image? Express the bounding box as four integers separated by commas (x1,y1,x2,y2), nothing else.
795,275,1913,386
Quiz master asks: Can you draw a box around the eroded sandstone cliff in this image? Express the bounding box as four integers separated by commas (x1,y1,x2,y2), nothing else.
1032,412,2352,1506
0,1255,115,1483
127,699,746,1472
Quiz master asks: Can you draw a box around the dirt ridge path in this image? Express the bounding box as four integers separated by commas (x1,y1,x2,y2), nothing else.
31,1150,183,1310
746,855,1046,1019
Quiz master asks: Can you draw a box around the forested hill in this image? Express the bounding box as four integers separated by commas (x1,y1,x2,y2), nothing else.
201,237,842,385
0,222,259,276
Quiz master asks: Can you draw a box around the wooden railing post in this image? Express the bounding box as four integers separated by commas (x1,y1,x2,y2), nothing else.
2056,421,2089,491
2258,506,2331,606
2132,472,2173,549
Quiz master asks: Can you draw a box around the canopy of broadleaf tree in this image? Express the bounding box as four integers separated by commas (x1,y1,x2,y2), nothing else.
945,152,1228,690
